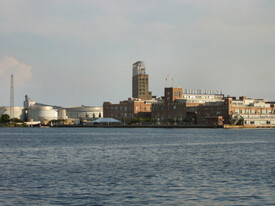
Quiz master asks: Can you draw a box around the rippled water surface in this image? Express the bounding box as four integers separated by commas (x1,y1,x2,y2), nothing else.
0,128,274,205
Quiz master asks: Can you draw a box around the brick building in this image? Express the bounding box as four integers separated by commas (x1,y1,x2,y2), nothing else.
103,98,154,122
103,61,154,122
152,88,187,122
132,61,152,100
197,96,275,126
152,87,224,124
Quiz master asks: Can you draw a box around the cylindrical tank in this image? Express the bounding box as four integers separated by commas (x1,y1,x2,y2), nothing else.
58,108,67,120
28,105,58,121
65,106,103,119
0,107,24,119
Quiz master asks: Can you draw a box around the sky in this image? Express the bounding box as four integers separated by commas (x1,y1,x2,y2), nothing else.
0,0,274,107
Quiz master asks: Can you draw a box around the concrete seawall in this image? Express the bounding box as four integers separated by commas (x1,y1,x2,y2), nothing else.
223,125,275,129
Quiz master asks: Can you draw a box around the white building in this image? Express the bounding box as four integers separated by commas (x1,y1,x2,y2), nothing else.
0,107,24,119
24,95,58,122
65,106,103,119
27,105,58,122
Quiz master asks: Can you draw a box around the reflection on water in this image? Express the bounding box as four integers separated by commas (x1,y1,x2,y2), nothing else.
0,128,274,205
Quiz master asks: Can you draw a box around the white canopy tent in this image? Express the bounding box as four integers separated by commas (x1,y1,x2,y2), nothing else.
91,118,120,124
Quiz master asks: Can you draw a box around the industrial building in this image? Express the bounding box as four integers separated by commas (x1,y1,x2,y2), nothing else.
197,96,275,126
151,87,275,126
104,61,155,121
0,106,24,120
132,61,152,100
65,106,103,119
0,94,103,125
23,95,58,122
103,98,156,122
21,95,103,124
152,87,224,123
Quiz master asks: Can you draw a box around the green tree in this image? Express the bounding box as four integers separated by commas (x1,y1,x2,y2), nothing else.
0,114,10,123
130,117,139,124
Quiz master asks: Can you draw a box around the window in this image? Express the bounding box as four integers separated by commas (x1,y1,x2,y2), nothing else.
174,91,181,97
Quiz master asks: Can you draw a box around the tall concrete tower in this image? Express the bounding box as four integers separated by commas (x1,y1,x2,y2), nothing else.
10,74,14,119
132,61,152,100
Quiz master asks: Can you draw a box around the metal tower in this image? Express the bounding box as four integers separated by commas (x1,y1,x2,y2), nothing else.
10,74,14,119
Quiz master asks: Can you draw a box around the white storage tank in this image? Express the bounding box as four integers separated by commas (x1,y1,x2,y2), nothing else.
28,105,58,121
58,108,67,120
0,107,24,119
65,106,103,119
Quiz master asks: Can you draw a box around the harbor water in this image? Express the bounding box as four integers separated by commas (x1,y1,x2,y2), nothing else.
0,128,274,205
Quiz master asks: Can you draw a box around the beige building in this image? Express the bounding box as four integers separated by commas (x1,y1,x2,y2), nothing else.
0,107,24,119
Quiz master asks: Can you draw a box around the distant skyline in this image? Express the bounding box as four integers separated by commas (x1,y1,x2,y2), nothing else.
0,0,274,106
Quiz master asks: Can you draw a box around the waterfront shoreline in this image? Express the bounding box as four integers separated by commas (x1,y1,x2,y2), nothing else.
2,124,275,129
52,124,275,129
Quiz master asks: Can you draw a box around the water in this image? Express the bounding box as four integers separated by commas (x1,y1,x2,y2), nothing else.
0,128,274,205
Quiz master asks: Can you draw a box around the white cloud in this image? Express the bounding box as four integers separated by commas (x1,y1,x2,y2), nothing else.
0,56,32,87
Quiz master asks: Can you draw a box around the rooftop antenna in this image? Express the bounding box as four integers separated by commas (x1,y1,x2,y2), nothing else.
10,74,14,120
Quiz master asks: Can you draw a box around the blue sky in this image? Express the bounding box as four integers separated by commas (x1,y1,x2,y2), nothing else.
0,0,274,106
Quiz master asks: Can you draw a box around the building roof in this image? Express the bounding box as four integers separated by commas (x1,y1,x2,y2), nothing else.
92,118,120,123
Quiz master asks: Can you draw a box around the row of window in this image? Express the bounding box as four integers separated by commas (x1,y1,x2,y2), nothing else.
235,109,272,115
183,95,221,99
110,113,134,118
110,106,133,112
152,104,185,110
245,120,275,125
138,78,148,81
